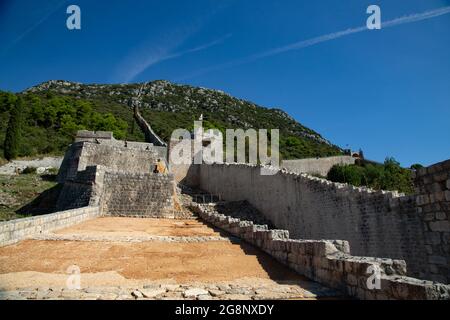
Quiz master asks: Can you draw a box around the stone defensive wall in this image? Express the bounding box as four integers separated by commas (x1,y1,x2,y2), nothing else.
198,160,450,284
0,166,177,246
100,171,175,217
281,155,356,176
75,130,168,160
58,141,163,183
413,161,450,284
55,165,176,218
191,203,450,300
0,206,100,247
58,130,167,183
0,164,176,246
56,165,99,211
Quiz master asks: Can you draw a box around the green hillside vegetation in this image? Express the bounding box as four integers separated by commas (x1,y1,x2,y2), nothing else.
0,91,133,157
0,80,342,160
327,158,414,194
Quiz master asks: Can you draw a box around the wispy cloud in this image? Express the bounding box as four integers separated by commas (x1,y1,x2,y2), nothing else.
125,34,231,82
117,33,231,83
114,0,233,85
155,33,232,63
178,6,450,81
0,0,67,56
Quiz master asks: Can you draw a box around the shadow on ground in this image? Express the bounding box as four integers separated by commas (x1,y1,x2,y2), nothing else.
16,184,62,216
197,218,345,299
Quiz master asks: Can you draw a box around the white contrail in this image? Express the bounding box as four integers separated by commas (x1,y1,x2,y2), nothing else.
148,33,232,66
121,33,231,83
178,6,450,80
1,0,67,56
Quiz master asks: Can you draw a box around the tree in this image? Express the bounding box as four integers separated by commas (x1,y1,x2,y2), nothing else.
410,163,423,171
0,91,17,113
4,97,24,160
327,157,414,194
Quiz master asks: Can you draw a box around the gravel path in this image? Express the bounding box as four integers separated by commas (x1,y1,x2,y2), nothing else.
31,233,231,243
0,279,340,300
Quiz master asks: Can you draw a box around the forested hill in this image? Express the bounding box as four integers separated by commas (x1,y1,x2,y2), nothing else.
0,80,342,159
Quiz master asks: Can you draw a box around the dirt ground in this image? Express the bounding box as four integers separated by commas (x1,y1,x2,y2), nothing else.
0,217,332,298
55,217,221,237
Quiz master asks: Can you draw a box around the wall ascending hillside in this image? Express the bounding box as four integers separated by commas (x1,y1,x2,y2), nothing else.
199,163,440,280
281,155,356,176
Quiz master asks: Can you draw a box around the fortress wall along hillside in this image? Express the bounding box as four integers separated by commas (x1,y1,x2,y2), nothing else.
58,130,167,183
281,155,356,177
199,160,450,283
58,141,163,183
56,164,177,218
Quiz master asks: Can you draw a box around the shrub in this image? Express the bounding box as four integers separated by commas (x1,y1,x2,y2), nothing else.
327,158,414,194
21,166,37,174
46,167,59,175
327,163,366,186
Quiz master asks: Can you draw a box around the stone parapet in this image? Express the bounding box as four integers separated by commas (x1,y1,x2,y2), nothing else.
0,206,100,247
191,203,450,300
199,163,427,279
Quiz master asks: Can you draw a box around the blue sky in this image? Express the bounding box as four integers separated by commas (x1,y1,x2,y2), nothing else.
0,0,449,167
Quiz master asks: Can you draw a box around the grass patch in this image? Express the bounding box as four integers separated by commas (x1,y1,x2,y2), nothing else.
0,157,7,166
0,173,58,221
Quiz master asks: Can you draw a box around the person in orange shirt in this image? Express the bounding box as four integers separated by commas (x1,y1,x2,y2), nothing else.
154,158,168,174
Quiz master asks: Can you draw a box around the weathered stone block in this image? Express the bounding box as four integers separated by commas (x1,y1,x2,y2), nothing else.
331,240,351,254
380,277,435,300
346,274,358,286
416,195,430,206
325,257,345,273
429,221,450,232
436,212,447,220
271,239,287,251
428,256,447,265
424,232,442,245
445,190,450,202
343,258,377,276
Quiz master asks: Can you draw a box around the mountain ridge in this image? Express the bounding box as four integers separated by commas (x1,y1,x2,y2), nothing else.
0,80,342,159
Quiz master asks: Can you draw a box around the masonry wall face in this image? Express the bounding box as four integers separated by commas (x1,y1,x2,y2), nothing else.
56,166,99,211
413,160,450,283
58,142,162,183
281,155,356,176
57,142,84,183
168,139,200,187
0,206,100,247
100,172,175,217
78,143,159,175
199,163,429,278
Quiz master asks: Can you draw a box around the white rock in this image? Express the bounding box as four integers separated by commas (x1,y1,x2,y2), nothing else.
131,290,143,298
140,288,166,298
183,288,209,298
